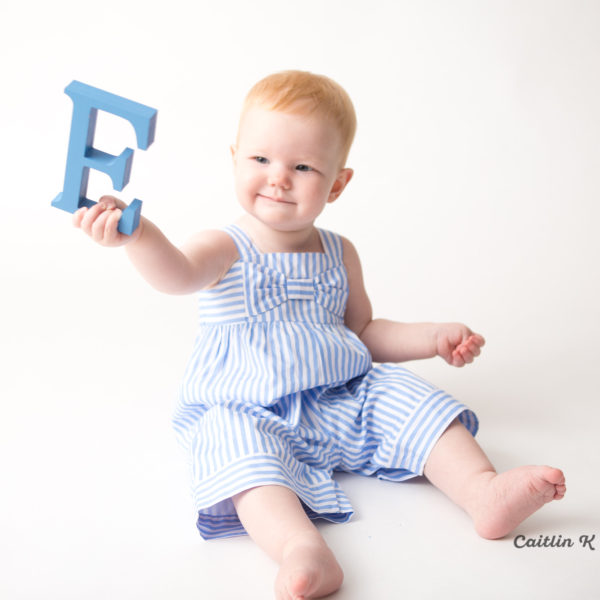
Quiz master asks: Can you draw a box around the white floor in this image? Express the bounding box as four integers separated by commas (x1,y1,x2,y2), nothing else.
2,264,599,600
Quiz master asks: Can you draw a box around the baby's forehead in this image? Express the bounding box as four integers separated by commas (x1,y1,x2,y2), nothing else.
236,104,346,165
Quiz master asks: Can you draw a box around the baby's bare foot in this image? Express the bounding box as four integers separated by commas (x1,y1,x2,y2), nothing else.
468,465,566,539
275,533,343,600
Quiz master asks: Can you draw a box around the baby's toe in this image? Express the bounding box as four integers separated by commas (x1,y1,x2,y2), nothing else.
555,483,567,499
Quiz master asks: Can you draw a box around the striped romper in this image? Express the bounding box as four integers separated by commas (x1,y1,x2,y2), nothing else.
172,224,478,539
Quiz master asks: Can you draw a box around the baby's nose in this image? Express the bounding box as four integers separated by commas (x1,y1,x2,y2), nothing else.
268,166,291,190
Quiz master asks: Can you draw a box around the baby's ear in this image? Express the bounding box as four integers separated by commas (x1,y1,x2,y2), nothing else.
230,145,237,162
328,168,354,203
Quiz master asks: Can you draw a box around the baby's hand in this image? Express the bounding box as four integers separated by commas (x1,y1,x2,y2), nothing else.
73,196,142,246
435,323,485,367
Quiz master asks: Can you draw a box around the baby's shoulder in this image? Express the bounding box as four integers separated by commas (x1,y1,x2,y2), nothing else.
332,233,359,264
317,228,357,259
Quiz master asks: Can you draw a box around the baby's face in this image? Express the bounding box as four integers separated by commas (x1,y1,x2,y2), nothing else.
232,105,346,232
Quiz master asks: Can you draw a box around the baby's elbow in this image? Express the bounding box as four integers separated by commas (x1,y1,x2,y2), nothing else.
346,315,373,341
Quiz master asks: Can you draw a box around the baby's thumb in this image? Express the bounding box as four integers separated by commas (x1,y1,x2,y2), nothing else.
98,195,126,211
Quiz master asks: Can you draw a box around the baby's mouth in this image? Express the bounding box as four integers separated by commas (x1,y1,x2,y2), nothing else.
258,193,294,205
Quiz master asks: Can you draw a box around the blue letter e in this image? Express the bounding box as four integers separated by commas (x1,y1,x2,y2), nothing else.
52,81,157,235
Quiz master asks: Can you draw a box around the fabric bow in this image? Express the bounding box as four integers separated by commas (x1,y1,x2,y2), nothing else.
244,263,348,317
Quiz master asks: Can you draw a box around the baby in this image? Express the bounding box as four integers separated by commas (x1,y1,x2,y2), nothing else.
73,70,566,600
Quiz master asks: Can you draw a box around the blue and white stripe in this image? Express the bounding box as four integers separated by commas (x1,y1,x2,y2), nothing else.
172,225,478,540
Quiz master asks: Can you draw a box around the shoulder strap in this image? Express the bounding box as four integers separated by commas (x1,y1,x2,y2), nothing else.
318,228,344,263
223,224,259,260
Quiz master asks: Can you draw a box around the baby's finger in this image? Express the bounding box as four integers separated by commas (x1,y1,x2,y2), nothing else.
72,207,88,228
90,205,115,243
79,202,106,234
451,349,466,367
470,334,485,348
103,208,124,244
465,338,482,357
458,346,475,363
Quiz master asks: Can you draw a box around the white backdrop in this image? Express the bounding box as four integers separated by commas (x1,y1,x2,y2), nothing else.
1,1,599,598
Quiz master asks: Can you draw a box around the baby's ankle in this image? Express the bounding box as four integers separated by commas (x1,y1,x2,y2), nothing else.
461,469,497,518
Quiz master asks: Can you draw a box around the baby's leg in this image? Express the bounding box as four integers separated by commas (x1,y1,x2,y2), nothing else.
233,485,343,600
424,419,566,539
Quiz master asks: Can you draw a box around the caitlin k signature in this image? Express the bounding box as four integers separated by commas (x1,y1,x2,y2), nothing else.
513,534,595,550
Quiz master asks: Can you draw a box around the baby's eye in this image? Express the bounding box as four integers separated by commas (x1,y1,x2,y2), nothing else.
253,156,269,164
296,164,313,172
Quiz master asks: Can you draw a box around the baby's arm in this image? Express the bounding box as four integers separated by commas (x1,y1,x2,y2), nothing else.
73,196,237,294
342,237,484,367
